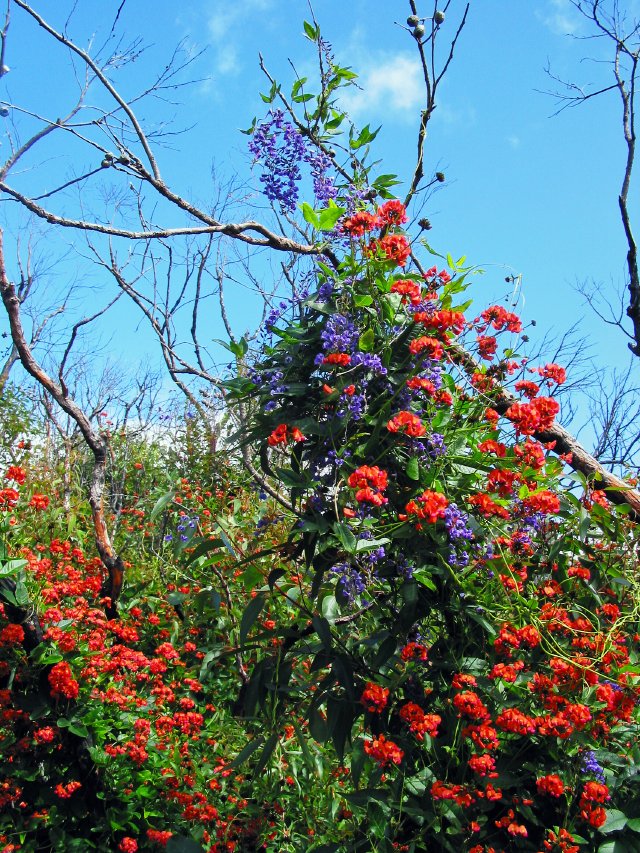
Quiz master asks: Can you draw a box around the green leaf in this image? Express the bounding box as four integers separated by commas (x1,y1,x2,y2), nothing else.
321,594,339,624
358,328,375,352
600,810,628,834
312,615,333,650
353,294,373,307
230,735,265,769
333,522,357,554
68,721,90,738
228,337,248,358
239,591,267,645
185,538,225,565
253,731,279,778
303,20,318,40
317,200,346,232
344,789,388,807
150,486,176,521
405,456,420,480
9,578,29,607
301,202,320,229
0,559,27,577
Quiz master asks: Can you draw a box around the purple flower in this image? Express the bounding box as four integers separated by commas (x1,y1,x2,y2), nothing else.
331,561,366,603
444,503,474,542
321,313,359,353
581,751,606,782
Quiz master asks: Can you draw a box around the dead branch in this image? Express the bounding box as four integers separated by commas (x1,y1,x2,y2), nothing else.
0,230,125,616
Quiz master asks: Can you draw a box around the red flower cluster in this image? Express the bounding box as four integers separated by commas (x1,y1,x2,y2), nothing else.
29,494,49,511
468,493,509,519
5,466,26,485
536,773,566,797
476,335,497,360
414,309,465,335
342,201,408,235
398,702,440,741
267,424,306,447
360,682,389,713
0,488,19,508
504,397,560,435
535,362,567,385
364,733,404,767
347,465,388,506
390,278,422,304
0,624,24,646
403,489,448,526
476,305,522,334
400,642,428,661
48,661,80,700
322,352,351,367
408,335,444,359
366,234,411,267
387,410,426,438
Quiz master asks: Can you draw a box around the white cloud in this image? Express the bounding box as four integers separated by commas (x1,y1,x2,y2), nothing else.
537,0,583,35
339,54,424,118
507,134,521,149
205,0,273,76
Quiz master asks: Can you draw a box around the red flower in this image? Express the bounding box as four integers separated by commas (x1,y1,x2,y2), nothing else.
404,489,448,525
463,724,499,751
504,397,560,435
5,465,26,484
478,439,506,457
477,335,498,360
400,642,428,661
535,362,567,385
361,682,389,713
408,335,444,359
54,780,82,798
0,623,25,646
391,278,422,304
495,708,536,735
0,487,19,507
366,234,411,267
48,662,79,700
348,466,388,491
364,734,404,767
536,774,566,797
522,490,560,515
322,352,351,367
453,690,490,721
118,839,138,853
468,493,509,519
399,702,441,740
416,309,465,335
377,200,408,226
342,210,379,236
267,424,306,446
514,380,540,399
29,493,50,511
468,753,497,777
387,410,426,437
477,305,522,333
580,781,609,803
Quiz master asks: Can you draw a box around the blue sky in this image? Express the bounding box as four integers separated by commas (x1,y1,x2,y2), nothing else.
1,0,638,433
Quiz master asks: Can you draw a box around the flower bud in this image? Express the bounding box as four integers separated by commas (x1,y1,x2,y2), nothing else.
434,10,445,24
413,24,425,39
407,15,420,27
